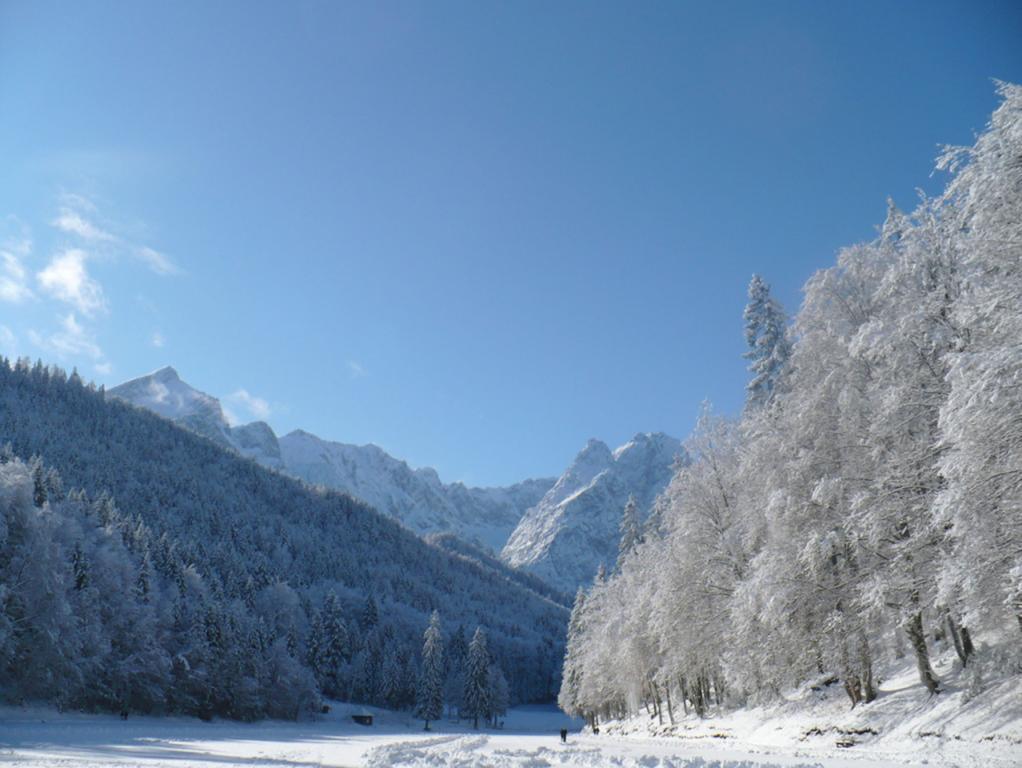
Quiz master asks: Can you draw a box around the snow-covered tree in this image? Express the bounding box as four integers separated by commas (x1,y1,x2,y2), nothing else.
616,495,641,569
463,627,491,729
416,611,444,729
743,274,791,410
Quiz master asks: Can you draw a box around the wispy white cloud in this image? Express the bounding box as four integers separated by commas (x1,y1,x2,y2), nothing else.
150,331,165,348
52,208,116,242
347,360,368,379
135,245,179,276
37,249,107,316
223,388,272,425
29,313,105,362
53,194,181,277
0,246,34,303
58,191,98,213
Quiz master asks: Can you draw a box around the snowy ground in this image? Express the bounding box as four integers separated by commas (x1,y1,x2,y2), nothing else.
2,657,1019,768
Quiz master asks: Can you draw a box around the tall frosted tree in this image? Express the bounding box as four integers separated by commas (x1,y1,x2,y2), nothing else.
463,626,490,729
416,611,444,730
558,588,587,717
935,82,1022,640
616,495,641,570
309,590,350,697
743,274,791,410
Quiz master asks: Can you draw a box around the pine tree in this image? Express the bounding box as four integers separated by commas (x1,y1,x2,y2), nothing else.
71,541,90,591
558,588,587,716
416,611,444,730
486,664,510,727
463,626,490,729
617,495,641,569
308,590,350,697
30,457,47,507
444,625,468,718
360,594,379,633
743,274,791,410
380,650,405,709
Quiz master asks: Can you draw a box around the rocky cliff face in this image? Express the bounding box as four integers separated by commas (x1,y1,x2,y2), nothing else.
501,432,684,593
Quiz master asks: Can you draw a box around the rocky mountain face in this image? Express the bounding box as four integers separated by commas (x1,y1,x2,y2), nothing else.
278,429,552,551
108,367,285,469
108,368,551,551
501,432,684,594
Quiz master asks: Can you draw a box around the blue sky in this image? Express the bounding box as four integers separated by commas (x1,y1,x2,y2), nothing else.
1,1,1020,485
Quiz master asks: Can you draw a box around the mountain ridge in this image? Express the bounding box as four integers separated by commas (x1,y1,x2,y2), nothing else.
108,367,554,551
109,367,683,592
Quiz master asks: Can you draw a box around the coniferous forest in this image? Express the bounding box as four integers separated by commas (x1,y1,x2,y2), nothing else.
0,359,566,720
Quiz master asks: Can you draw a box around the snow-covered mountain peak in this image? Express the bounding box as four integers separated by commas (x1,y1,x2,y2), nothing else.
501,431,682,593
110,366,228,428
151,365,181,381
110,371,553,553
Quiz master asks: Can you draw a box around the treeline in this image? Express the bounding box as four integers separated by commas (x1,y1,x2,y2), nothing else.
0,360,567,719
560,82,1022,725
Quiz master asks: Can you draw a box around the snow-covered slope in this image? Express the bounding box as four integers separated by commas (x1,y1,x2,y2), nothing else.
279,429,552,551
502,432,684,594
108,367,286,469
108,368,552,551
108,365,229,438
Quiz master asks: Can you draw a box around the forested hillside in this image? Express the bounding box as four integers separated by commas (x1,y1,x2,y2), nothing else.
561,83,1022,725
0,362,567,719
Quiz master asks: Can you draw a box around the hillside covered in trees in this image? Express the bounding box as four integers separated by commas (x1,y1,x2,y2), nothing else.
0,361,568,720
560,83,1022,726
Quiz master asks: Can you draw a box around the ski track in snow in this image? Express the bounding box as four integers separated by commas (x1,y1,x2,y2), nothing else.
365,733,825,767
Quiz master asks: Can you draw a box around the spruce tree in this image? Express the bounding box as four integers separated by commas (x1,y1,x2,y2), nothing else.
415,610,444,730
360,594,379,633
558,588,586,716
463,626,490,729
312,590,349,697
743,274,791,410
617,495,641,569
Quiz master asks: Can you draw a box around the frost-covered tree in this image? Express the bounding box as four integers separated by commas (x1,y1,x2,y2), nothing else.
463,626,491,729
486,663,510,727
616,495,641,570
558,588,587,717
562,84,1022,722
0,356,568,718
934,82,1022,640
308,590,350,697
743,274,791,410
416,611,444,730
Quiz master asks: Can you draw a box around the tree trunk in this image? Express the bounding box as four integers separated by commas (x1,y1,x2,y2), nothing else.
961,625,975,659
664,685,674,725
905,611,940,694
859,632,876,704
946,614,973,667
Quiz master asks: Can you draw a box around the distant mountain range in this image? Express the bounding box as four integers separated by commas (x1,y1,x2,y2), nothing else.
109,367,682,593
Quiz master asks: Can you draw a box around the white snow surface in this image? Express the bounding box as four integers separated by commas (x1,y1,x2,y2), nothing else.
107,367,552,551
591,653,1022,768
5,688,1017,768
502,432,683,593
